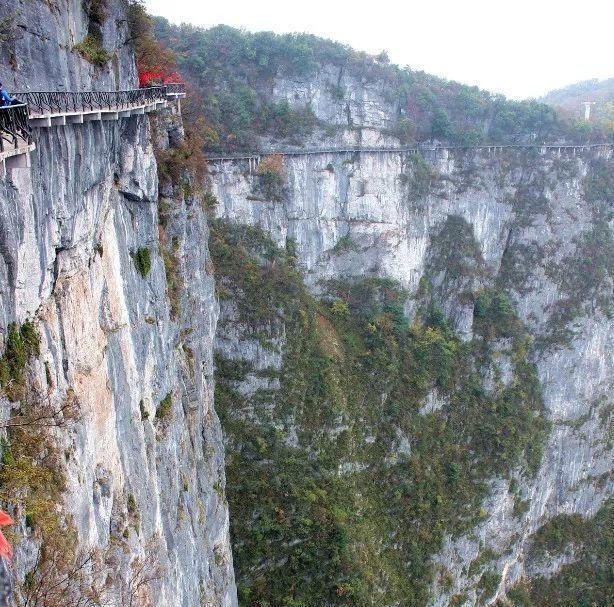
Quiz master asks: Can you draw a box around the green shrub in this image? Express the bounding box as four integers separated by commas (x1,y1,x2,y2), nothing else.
156,392,173,420
542,216,613,347
127,493,138,515
473,289,522,339
506,582,534,606
431,108,455,140
131,247,152,278
162,247,182,318
211,220,549,607
202,191,219,212
330,299,349,318
583,157,614,203
73,34,112,66
529,513,586,557
332,234,359,254
153,121,209,192
285,237,298,266
424,215,484,294
254,155,287,202
513,497,530,518
401,154,439,202
0,320,40,401
0,385,71,579
393,116,417,143
478,571,501,600
258,100,317,139
75,0,110,67
513,501,613,607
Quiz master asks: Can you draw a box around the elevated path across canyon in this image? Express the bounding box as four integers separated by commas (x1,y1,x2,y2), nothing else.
206,142,613,171
0,84,185,176
0,85,610,177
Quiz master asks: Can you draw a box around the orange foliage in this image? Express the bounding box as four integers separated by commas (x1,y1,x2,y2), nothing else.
128,2,176,86
257,154,285,176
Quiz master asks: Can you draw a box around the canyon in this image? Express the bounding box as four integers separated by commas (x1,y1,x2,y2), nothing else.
0,2,611,606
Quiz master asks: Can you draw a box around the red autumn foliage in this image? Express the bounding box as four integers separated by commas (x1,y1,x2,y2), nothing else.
163,72,182,84
139,71,182,88
0,510,12,560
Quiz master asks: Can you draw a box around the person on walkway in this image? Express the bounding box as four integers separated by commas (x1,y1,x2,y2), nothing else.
0,83,17,107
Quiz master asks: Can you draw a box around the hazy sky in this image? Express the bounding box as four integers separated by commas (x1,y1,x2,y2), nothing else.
146,0,613,100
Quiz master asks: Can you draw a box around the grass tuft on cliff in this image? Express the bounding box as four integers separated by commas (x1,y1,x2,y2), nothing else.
73,34,112,67
130,247,152,278
0,320,40,401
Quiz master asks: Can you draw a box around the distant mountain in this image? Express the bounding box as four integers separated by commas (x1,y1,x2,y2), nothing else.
153,20,600,151
542,78,614,123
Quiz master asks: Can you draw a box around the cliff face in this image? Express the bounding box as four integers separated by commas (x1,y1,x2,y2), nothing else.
0,0,136,92
263,63,403,147
209,145,612,604
0,2,236,606
1,4,612,607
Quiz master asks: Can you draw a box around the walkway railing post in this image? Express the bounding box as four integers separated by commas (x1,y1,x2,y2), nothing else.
0,104,32,153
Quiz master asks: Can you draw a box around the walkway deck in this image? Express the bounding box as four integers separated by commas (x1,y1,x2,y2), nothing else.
13,86,176,127
1,83,610,178
0,84,186,176
205,142,613,163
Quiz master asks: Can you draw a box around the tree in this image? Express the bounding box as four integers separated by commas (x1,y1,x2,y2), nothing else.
431,108,454,140
127,1,176,85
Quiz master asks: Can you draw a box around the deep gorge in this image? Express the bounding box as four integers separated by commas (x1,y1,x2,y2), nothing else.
0,1,611,607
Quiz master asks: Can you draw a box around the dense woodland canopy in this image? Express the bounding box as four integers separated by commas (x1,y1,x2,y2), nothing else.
121,9,614,607
152,19,612,151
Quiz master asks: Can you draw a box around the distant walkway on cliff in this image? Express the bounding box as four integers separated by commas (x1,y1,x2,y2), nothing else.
206,142,613,166
0,84,185,175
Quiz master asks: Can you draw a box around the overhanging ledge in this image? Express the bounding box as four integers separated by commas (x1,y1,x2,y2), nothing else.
0,142,36,178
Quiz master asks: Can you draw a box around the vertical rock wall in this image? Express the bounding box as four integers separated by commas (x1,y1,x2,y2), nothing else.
0,1,237,606
0,0,136,91
209,146,613,604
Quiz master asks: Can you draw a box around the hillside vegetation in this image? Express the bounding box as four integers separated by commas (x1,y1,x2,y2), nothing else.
541,78,614,136
153,21,610,151
212,221,549,607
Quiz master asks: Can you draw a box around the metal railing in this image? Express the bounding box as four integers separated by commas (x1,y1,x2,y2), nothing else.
165,83,186,95
205,142,614,162
0,103,32,153
12,87,167,117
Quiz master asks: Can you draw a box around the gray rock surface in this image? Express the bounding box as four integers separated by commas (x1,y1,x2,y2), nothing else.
210,146,613,604
0,1,237,606
0,1,611,604
0,108,237,607
0,0,136,92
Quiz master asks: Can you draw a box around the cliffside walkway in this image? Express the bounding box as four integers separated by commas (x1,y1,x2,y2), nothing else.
14,84,185,127
0,103,34,171
0,84,185,176
206,142,613,168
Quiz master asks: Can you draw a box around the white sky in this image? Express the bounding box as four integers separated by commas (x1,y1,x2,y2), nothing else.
145,0,613,100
